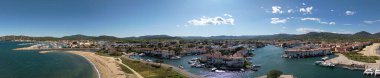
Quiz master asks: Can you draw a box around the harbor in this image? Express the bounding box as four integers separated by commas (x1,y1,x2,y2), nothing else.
130,45,371,78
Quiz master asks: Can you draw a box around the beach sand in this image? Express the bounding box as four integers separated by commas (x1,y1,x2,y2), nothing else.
66,51,136,78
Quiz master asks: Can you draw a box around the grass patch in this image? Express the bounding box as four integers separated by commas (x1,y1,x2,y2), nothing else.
95,52,112,56
121,58,187,78
118,64,134,74
342,52,380,63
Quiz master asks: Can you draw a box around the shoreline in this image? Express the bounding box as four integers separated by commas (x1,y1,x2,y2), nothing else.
71,51,101,78
326,43,380,70
65,51,131,78
36,51,133,78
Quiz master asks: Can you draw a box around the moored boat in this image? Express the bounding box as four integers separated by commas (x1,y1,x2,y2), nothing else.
364,68,375,75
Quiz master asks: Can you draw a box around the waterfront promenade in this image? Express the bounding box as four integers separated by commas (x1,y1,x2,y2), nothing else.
121,55,206,78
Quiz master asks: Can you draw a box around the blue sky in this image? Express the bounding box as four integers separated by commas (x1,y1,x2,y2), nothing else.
0,0,380,37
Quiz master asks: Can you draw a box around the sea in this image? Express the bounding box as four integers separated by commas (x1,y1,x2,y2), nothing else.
0,41,98,78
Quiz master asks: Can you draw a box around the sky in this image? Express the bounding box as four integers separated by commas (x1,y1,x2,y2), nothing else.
0,0,380,37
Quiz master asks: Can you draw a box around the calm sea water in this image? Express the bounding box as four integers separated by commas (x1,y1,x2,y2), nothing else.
0,41,97,78
134,45,371,78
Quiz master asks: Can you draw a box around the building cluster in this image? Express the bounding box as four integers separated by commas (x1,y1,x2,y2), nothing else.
101,40,265,59
280,40,373,58
284,44,332,58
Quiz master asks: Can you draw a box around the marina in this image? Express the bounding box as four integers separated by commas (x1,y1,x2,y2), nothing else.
130,45,372,78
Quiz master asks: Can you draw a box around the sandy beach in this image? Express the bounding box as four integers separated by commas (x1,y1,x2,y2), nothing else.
66,51,135,78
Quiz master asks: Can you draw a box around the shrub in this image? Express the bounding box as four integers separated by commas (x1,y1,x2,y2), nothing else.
267,70,283,78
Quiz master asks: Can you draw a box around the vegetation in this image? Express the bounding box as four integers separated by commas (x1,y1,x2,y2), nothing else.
118,64,134,74
243,60,252,69
120,58,187,78
342,52,380,63
267,70,283,78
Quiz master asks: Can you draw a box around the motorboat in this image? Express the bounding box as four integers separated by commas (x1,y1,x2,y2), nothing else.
322,56,329,61
314,61,324,65
139,53,145,56
211,67,217,71
215,70,226,73
145,59,152,62
364,68,375,75
375,69,380,76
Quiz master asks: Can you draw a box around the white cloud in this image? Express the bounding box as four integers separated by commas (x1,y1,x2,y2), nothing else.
363,20,380,24
301,18,320,21
299,6,313,14
301,18,335,25
296,27,325,33
302,3,306,6
329,22,336,25
187,14,235,26
270,18,287,24
224,13,233,17
345,11,355,15
330,10,334,12
287,9,294,13
272,6,283,14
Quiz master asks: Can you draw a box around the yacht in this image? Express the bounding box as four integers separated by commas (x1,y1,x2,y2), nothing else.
215,70,226,73
364,68,375,75
321,56,329,61
375,69,380,76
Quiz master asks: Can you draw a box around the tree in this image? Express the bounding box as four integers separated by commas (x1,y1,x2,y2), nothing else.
267,70,283,78
173,46,182,56
154,60,164,67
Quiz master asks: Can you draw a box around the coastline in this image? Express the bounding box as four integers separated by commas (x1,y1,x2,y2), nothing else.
33,50,135,78
71,51,101,78
326,43,380,70
65,51,132,78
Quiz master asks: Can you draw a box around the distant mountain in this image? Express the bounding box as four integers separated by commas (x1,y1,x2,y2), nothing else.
374,32,380,37
353,31,373,38
209,35,258,39
94,35,119,40
126,35,181,39
61,34,95,40
296,32,351,39
254,34,296,40
2,31,380,42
